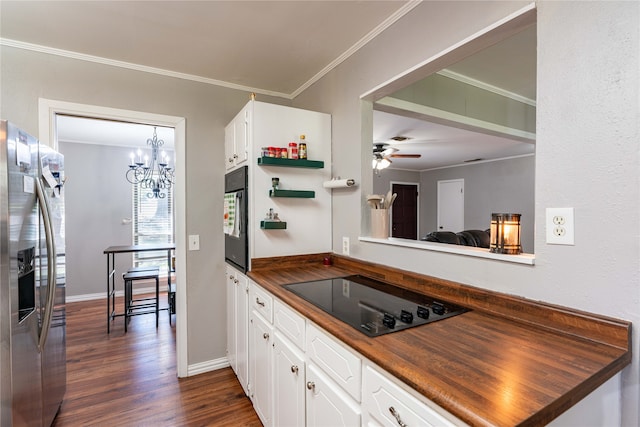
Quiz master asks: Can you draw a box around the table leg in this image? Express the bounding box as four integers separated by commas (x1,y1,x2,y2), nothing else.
155,275,159,328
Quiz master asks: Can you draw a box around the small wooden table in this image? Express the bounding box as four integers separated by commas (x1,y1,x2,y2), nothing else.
104,244,175,333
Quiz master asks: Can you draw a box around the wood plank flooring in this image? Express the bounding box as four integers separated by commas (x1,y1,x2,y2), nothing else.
53,295,261,427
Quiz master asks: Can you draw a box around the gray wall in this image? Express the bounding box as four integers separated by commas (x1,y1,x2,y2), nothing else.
420,155,534,252
293,1,639,425
59,142,132,297
1,45,289,365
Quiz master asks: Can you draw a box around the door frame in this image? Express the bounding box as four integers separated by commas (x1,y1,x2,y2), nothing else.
437,179,464,232
390,180,419,239
38,98,188,377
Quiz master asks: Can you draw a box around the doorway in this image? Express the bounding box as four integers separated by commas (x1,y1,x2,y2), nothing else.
38,98,188,377
391,182,419,240
437,179,464,232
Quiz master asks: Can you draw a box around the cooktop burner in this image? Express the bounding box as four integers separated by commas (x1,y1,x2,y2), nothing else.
283,275,468,337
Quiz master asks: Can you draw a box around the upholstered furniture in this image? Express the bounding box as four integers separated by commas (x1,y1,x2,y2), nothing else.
421,229,490,248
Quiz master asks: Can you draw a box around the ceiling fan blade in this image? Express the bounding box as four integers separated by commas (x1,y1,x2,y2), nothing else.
389,153,421,158
382,147,398,156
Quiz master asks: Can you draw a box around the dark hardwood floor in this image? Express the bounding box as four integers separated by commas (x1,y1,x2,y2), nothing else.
53,295,261,427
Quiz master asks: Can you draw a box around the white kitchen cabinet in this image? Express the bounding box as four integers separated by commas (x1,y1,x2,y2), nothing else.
274,299,306,350
224,104,249,171
273,331,306,427
362,362,462,427
306,362,361,427
226,264,249,396
249,309,273,427
306,322,362,402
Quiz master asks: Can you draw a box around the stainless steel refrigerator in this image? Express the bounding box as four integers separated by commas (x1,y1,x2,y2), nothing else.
0,120,66,426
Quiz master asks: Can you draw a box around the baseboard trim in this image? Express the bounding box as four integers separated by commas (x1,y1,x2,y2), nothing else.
66,288,162,302
187,357,230,376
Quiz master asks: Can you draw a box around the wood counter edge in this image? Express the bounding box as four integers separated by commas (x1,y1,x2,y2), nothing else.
252,253,631,350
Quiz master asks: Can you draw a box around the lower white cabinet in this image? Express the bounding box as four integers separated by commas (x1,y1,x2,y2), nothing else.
249,310,273,427
226,265,249,396
273,331,306,427
362,362,461,427
230,280,461,427
306,363,361,427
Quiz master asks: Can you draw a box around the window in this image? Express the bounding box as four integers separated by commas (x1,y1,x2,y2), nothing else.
132,179,174,273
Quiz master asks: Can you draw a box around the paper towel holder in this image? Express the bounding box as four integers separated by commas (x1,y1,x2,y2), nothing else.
323,178,357,189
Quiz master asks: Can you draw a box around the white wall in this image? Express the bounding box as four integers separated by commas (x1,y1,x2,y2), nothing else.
294,1,639,425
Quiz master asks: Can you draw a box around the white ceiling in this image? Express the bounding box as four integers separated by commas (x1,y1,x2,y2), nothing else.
1,1,536,170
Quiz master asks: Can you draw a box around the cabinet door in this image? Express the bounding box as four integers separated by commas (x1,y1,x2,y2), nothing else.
226,266,237,372
273,331,305,427
363,363,461,427
250,311,273,427
235,106,249,166
306,363,360,427
224,119,236,171
236,272,249,396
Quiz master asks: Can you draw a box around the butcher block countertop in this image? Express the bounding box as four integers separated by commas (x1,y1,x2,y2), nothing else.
248,253,631,427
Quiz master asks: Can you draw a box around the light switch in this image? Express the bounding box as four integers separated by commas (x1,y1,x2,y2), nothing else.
188,234,200,251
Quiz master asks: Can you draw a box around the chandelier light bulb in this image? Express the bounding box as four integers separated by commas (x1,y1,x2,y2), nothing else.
125,126,175,198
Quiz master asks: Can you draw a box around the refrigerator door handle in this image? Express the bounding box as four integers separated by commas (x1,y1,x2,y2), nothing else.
35,177,57,352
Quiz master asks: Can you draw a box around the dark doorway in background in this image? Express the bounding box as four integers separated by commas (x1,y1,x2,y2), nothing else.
391,183,418,240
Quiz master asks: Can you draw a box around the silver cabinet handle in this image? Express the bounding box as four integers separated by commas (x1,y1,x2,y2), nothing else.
291,365,299,374
263,332,269,340
228,157,234,163
233,154,239,159
256,297,265,307
389,407,408,427
229,274,234,280
233,278,239,284
306,381,315,391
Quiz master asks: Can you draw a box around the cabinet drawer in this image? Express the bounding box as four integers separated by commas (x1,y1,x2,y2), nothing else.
363,363,463,427
306,322,361,401
274,299,306,350
249,281,273,323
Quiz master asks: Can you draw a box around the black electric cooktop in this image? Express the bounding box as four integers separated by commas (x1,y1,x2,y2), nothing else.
283,275,468,337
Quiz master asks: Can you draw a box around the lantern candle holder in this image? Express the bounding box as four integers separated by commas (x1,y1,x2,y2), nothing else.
490,213,522,255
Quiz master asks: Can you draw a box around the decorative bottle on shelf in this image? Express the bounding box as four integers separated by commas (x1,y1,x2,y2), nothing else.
298,134,307,159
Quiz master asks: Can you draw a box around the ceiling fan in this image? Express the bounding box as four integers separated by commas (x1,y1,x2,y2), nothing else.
372,138,421,170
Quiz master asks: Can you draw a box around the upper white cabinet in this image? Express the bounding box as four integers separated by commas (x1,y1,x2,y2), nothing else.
225,99,332,261
224,105,249,171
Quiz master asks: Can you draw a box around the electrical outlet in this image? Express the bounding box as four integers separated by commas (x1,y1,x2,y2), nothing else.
546,208,574,245
188,234,200,251
342,237,350,255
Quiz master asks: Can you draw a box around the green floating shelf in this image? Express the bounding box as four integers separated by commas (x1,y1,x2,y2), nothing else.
257,157,324,169
260,220,287,230
269,189,315,198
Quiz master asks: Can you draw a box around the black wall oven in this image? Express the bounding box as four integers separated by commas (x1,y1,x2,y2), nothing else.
224,166,248,273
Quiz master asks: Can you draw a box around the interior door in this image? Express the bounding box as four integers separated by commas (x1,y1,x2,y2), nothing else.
437,179,464,232
391,183,418,240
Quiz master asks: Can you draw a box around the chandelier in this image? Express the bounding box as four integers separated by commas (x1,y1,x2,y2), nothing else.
126,127,174,198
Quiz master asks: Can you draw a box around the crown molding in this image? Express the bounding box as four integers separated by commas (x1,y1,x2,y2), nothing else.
0,37,291,99
1,1,422,101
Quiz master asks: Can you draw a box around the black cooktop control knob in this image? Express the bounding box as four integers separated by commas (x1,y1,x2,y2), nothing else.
400,310,413,324
431,302,446,316
382,313,396,329
416,306,430,319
